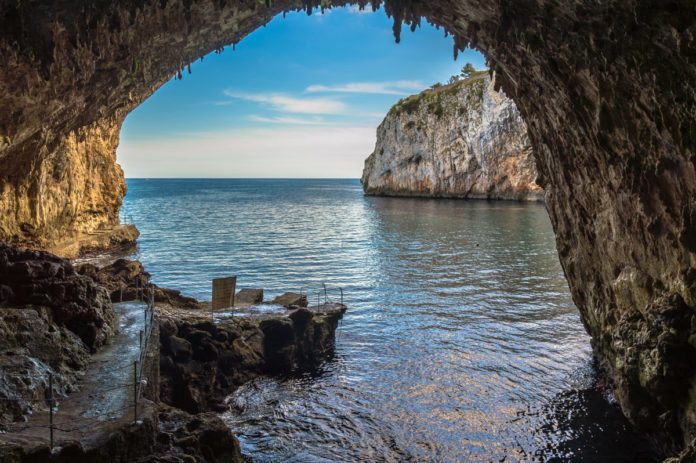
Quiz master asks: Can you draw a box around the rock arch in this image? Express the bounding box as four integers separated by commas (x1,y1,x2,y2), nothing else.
0,0,694,454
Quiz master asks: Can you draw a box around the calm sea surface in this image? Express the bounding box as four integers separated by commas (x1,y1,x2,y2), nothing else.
122,179,659,462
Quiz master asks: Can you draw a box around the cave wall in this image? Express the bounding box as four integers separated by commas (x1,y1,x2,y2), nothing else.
0,0,695,454
0,117,129,253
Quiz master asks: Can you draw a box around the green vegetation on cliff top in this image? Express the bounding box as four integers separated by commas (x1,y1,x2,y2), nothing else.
388,69,488,119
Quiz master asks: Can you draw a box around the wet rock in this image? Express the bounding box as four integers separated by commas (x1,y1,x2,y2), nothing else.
76,259,201,310
157,303,346,413
272,292,308,308
362,73,542,201
168,336,192,362
141,407,243,463
0,244,114,350
235,288,263,305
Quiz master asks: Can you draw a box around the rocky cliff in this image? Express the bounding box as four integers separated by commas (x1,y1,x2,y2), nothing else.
0,117,139,258
362,72,542,201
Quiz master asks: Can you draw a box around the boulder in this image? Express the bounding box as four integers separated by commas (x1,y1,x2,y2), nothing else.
158,304,346,413
235,288,263,305
0,243,114,350
272,292,308,308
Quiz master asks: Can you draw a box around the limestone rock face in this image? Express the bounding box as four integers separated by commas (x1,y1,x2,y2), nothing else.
0,117,137,257
362,73,542,201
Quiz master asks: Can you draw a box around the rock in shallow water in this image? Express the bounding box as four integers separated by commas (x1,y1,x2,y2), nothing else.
235,288,264,305
157,303,346,414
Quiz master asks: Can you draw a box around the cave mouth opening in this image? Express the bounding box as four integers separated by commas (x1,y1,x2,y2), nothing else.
116,3,486,181
1,0,694,459
111,5,659,462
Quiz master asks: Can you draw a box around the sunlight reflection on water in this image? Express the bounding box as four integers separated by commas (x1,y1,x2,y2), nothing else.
123,179,660,462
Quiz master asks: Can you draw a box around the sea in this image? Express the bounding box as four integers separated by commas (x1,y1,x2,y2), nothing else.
121,178,660,462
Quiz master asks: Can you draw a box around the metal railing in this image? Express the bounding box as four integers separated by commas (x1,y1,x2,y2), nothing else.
119,212,135,226
298,283,345,307
134,285,155,424
0,285,156,450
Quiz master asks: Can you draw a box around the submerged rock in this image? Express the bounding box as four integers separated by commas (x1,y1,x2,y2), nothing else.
362,72,542,201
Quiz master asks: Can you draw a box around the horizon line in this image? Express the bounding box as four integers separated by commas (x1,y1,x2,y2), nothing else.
125,177,361,180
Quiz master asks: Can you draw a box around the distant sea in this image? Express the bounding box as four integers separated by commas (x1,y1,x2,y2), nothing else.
122,178,660,462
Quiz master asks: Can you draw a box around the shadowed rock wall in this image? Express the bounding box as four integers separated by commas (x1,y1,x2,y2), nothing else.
0,0,695,455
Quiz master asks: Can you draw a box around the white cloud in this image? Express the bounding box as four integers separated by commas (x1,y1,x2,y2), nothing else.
305,80,425,95
117,126,375,178
223,90,346,114
248,115,330,125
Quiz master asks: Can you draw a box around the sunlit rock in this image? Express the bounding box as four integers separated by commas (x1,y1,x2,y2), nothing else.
362,72,542,201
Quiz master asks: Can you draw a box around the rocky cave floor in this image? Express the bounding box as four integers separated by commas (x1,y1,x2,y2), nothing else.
0,244,346,462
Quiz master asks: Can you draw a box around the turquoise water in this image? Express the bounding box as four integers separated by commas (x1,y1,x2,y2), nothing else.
122,179,658,462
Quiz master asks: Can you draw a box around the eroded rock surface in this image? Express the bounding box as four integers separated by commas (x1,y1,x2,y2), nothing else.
76,258,202,310
362,72,542,200
140,407,244,463
0,243,115,425
158,303,346,414
0,307,89,424
0,244,115,350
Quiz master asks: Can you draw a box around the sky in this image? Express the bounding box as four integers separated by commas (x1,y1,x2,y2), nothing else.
118,5,486,178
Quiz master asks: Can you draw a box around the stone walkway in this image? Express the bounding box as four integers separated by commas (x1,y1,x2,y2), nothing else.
1,301,149,449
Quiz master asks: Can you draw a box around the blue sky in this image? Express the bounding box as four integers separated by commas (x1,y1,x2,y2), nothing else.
118,5,486,178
